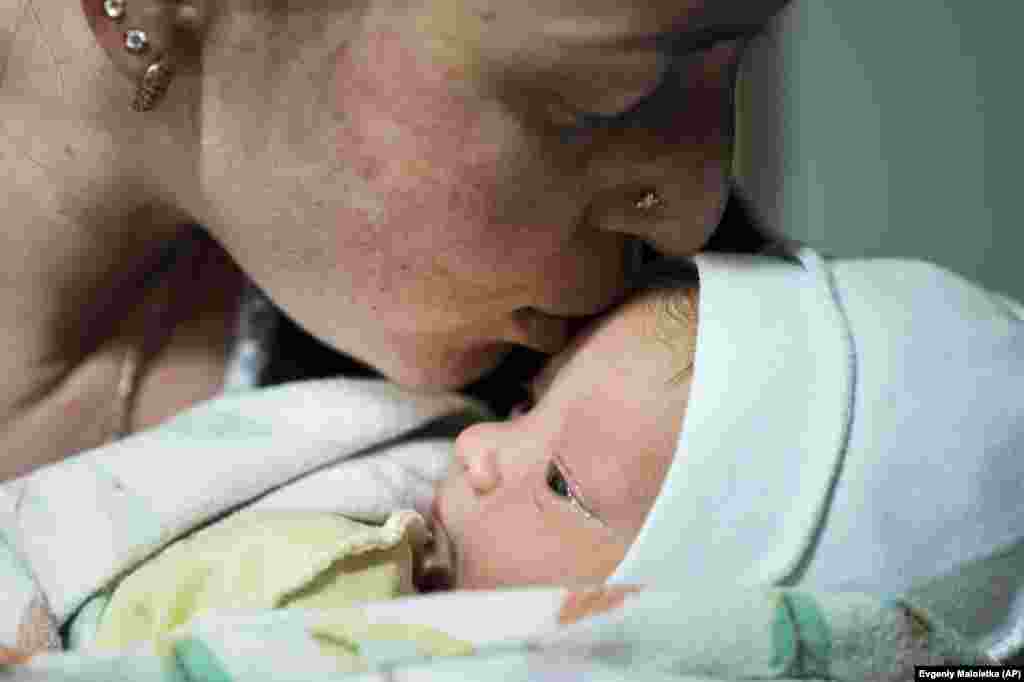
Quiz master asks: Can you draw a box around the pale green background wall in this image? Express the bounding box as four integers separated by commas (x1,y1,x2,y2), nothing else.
734,1,1023,300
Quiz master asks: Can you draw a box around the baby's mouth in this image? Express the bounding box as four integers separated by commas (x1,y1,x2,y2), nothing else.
415,511,456,592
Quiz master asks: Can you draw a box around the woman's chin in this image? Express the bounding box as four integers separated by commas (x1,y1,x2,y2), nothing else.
378,342,514,392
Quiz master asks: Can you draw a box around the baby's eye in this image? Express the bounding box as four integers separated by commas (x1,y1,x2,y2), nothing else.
509,385,536,418
508,398,533,418
544,459,612,531
545,461,571,499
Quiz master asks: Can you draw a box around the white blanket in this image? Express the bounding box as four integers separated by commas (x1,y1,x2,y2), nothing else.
0,378,491,650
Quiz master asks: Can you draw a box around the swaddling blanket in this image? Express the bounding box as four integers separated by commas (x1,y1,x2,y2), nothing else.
91,509,430,654
2,582,999,680
0,377,488,653
0,377,1012,680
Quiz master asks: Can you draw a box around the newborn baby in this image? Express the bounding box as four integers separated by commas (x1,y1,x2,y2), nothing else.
93,252,701,650
96,244,1024,651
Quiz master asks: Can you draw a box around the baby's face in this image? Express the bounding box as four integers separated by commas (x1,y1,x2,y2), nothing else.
431,287,697,589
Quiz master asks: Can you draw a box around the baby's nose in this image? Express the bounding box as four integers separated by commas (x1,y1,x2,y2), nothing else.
454,424,502,495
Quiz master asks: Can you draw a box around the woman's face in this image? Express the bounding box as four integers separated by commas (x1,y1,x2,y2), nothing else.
432,286,697,589
198,0,784,388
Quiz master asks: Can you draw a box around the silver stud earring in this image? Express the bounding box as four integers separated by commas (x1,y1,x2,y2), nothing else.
124,28,149,53
634,191,664,212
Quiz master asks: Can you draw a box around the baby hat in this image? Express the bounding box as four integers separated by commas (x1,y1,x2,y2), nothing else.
611,243,1024,604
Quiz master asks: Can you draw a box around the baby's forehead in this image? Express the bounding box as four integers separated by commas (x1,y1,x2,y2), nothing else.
532,283,698,395
588,286,698,374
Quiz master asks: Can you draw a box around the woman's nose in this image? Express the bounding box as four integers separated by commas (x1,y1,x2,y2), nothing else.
454,423,502,495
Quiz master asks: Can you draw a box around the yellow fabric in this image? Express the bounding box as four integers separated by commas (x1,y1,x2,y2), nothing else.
93,510,427,652
308,614,474,671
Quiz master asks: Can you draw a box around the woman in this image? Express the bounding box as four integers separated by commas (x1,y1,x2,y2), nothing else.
0,0,787,479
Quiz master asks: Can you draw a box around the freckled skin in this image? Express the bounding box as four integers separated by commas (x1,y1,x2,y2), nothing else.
333,24,594,284
242,3,735,387
0,0,790,475
289,7,737,389
5,2,786,437
90,2,749,395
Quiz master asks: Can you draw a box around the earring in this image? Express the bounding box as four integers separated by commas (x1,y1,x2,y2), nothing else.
124,28,149,53
132,58,175,112
634,191,664,212
104,0,126,20
91,0,205,111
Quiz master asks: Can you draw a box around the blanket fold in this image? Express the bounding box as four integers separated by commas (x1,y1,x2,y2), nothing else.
1,585,1003,681
0,378,490,651
1,377,1019,681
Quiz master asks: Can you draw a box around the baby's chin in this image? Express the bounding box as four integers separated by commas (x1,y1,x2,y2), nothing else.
414,514,457,592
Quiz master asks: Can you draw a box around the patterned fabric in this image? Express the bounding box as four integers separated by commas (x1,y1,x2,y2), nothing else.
0,377,489,656
1,585,995,680
0,377,1015,680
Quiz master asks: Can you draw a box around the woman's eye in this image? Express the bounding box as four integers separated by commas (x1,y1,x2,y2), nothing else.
559,34,747,138
546,461,571,499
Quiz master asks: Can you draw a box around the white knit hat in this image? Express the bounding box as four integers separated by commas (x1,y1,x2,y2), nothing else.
611,244,1024,604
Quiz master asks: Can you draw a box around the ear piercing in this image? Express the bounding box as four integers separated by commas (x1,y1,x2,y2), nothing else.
133,59,175,112
96,0,203,111
634,190,665,212
124,28,149,53
103,0,126,20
